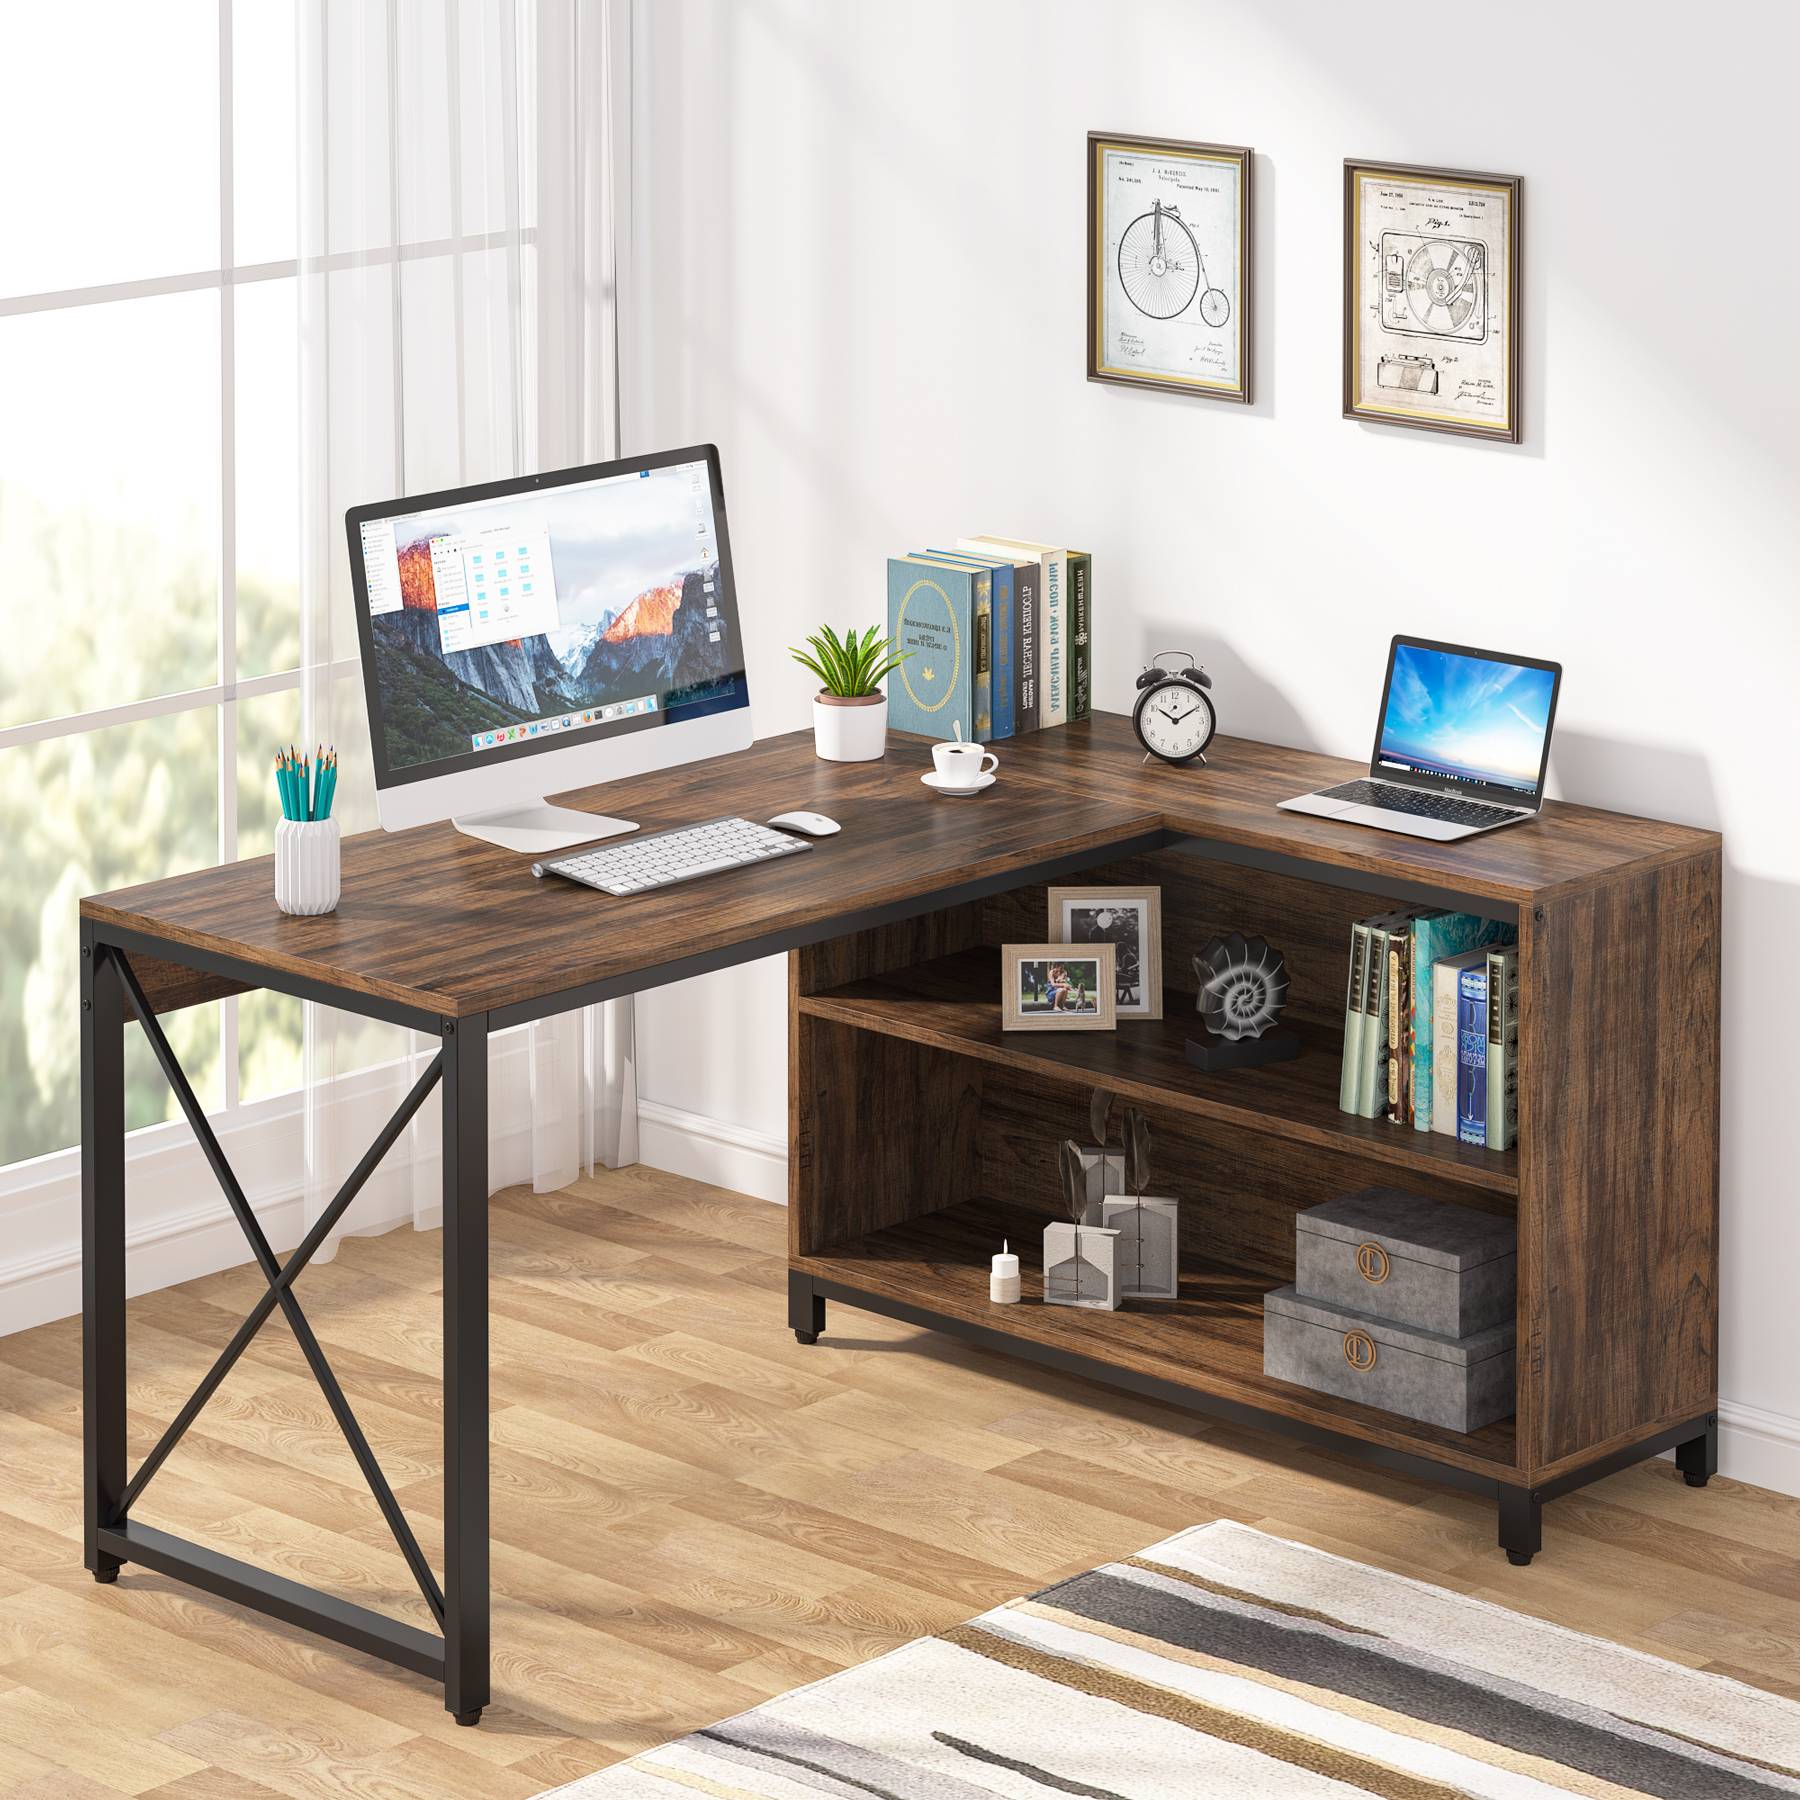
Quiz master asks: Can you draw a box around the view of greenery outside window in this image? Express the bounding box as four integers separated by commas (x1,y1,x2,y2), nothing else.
0,3,305,1169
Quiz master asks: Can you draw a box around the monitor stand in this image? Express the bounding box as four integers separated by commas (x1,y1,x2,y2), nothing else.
451,801,637,855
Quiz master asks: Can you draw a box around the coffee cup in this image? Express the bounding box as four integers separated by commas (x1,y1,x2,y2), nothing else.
932,741,999,788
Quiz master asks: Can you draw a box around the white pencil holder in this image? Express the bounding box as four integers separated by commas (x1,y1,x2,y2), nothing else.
275,818,340,916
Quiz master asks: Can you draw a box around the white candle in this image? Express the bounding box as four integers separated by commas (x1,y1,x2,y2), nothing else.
990,1240,1021,1304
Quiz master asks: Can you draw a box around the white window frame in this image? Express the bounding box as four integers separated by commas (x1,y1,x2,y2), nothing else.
0,0,540,1181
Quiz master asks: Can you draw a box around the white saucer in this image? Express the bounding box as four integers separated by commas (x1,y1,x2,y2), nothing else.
921,770,996,795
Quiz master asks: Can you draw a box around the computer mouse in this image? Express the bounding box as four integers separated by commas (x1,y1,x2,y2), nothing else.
767,810,841,837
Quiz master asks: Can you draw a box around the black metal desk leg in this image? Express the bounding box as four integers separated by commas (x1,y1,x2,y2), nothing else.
442,1014,490,1725
81,932,126,1583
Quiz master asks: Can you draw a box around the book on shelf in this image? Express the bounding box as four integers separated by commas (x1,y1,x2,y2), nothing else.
1457,961,1490,1146
1409,912,1513,1133
1485,943,1520,1152
1338,920,1371,1113
1066,549,1092,722
886,555,981,741
1431,948,1490,1137
1010,556,1039,731
927,548,1014,740
1353,908,1425,1117
959,537,1081,728
1386,928,1414,1126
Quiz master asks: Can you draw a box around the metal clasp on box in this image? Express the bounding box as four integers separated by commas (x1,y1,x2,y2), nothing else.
1355,1241,1390,1285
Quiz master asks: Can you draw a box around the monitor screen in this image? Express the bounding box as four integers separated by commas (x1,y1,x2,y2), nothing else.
1375,640,1559,797
350,451,747,785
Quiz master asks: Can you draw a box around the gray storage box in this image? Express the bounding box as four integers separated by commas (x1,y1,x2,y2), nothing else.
1263,1284,1515,1433
1296,1187,1515,1338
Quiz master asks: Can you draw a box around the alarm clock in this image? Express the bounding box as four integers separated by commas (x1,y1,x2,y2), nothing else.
1132,651,1217,765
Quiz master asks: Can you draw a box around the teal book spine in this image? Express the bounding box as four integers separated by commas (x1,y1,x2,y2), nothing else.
1410,912,1512,1133
886,558,974,741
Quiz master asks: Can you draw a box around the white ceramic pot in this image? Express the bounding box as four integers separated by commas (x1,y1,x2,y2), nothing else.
811,692,887,762
275,817,341,916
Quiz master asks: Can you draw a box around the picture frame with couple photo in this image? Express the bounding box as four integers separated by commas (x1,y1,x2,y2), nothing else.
1001,944,1117,1032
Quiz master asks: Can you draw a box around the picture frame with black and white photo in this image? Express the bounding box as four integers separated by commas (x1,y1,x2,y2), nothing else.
1048,886,1163,1020
1002,943,1118,1033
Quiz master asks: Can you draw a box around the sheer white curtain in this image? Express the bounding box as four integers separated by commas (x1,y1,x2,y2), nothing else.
295,0,635,1248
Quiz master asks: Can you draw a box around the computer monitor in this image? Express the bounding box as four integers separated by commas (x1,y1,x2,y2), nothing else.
346,445,753,851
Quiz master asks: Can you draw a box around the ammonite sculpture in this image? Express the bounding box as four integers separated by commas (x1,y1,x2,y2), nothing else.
1192,932,1289,1041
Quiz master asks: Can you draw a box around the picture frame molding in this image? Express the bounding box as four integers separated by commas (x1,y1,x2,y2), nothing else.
1046,885,1163,1020
1002,942,1118,1033
1341,156,1523,443
1088,130,1254,405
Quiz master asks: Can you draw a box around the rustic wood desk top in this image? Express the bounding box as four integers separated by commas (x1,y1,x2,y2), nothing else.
82,713,1719,1022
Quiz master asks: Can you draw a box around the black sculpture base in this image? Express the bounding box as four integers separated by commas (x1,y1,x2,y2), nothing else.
1184,1027,1301,1072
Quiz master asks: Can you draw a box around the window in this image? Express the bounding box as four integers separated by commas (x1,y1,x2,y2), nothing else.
0,1,304,1168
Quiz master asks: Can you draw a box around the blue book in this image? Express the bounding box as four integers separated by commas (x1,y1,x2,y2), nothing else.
886,555,977,741
1457,963,1489,1146
928,550,1013,739
1410,913,1513,1132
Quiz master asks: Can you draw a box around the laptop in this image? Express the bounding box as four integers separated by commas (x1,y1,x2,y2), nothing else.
1279,636,1562,841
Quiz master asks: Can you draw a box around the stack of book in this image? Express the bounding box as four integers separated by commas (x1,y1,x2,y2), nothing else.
1337,910,1520,1149
885,537,1092,741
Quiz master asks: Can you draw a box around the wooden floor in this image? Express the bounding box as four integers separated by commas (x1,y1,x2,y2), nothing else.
0,1169,1794,1798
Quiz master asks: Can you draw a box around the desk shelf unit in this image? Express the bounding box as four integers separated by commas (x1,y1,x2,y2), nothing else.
788,831,1721,1561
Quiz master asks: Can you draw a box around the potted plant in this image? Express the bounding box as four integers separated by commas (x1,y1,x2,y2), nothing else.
789,624,910,762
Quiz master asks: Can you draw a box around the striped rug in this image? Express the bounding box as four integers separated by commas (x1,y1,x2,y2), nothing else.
548,1520,1800,1798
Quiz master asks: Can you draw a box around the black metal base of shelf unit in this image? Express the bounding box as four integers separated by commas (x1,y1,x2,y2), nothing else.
95,1520,445,1678
789,1271,1716,1563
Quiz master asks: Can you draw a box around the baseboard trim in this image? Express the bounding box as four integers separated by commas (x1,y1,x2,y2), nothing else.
1716,1398,1800,1497
635,1097,788,1204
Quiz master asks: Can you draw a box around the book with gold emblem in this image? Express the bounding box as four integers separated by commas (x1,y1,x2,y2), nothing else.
886,555,978,742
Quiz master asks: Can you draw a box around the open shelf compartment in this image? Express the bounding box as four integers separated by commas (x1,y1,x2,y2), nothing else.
799,945,1518,1197
793,1193,1518,1475
789,843,1527,1480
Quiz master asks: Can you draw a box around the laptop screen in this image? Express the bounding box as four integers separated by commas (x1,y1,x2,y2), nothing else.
1374,640,1560,799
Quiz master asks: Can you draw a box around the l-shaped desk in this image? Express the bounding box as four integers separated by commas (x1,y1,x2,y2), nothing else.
80,715,1721,1720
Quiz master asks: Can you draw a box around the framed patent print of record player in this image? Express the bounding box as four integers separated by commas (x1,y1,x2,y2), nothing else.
1343,159,1521,442
1088,132,1252,404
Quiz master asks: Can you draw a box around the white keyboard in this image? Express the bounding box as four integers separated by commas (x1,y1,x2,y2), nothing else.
532,816,811,895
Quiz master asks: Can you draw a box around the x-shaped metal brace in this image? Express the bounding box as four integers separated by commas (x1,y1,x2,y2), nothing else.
107,949,449,1628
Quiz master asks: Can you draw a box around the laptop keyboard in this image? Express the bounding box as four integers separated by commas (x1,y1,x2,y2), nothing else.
533,816,811,895
1318,780,1522,828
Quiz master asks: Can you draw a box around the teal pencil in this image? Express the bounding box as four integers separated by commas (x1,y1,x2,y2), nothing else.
322,753,337,820
274,752,287,821
279,751,296,821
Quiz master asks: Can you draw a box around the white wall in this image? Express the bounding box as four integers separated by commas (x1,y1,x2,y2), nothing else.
621,0,1800,1488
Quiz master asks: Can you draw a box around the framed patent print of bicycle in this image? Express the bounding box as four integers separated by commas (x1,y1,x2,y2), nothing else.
1088,131,1253,404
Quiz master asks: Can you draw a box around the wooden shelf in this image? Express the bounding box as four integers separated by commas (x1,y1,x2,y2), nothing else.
794,1195,1518,1475
798,947,1519,1197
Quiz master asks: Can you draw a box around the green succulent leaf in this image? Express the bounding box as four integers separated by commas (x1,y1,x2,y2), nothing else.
790,623,913,697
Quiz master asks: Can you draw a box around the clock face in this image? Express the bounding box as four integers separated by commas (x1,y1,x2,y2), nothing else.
1136,680,1216,762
